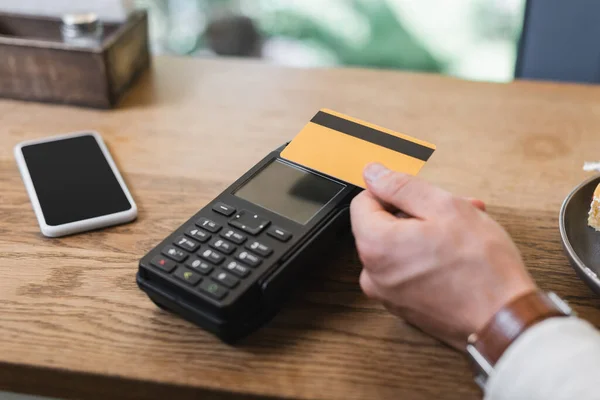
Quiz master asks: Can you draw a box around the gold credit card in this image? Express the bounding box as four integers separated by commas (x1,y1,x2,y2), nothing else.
280,109,436,188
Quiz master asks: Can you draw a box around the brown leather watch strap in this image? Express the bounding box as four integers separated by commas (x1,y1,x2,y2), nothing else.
468,291,569,366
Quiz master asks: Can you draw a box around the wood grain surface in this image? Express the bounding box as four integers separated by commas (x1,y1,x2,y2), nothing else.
1,56,600,400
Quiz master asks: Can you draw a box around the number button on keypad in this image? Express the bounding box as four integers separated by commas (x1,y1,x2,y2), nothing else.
236,251,261,267
185,257,214,275
246,240,272,257
185,226,211,242
220,229,247,245
199,249,225,265
196,218,221,233
210,238,236,255
174,235,200,252
225,261,250,278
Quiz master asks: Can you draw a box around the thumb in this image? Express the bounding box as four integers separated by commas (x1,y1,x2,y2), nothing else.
467,198,486,212
363,163,451,220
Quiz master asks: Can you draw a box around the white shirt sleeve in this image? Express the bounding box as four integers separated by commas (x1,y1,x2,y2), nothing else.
485,317,600,400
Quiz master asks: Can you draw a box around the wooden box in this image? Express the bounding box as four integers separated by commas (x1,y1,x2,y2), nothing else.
0,10,150,109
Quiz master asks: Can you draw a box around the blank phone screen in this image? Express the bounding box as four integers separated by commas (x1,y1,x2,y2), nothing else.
21,135,132,226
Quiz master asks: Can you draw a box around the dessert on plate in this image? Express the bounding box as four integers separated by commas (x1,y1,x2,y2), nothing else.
589,182,600,231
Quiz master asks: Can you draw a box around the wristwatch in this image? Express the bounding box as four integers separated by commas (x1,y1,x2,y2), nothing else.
466,290,574,388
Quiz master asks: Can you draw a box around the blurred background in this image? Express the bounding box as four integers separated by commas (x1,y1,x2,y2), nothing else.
134,0,526,83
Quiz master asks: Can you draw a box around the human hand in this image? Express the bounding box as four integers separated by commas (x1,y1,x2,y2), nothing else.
350,163,537,350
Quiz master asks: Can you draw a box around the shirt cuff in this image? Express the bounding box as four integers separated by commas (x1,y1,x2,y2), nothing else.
485,317,600,400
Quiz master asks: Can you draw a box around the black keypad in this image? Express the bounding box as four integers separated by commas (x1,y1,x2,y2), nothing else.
210,238,236,255
246,240,272,257
162,246,188,262
211,270,239,288
225,261,250,278
220,229,247,244
236,251,261,267
212,202,236,217
199,280,228,300
185,257,214,275
267,226,292,242
199,249,225,265
151,255,177,273
196,217,221,233
229,210,270,235
184,226,211,243
173,267,202,286
173,235,200,252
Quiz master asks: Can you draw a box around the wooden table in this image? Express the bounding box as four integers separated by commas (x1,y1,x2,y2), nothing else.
1,56,599,400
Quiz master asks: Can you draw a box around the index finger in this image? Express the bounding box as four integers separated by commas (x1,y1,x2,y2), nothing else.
350,190,398,241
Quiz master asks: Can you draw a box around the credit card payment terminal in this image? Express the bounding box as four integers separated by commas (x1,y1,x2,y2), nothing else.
136,144,361,342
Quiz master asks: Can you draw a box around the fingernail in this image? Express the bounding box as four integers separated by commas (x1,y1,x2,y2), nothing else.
364,163,389,184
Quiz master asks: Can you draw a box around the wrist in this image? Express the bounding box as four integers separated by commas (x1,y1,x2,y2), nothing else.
462,276,539,342
465,290,574,388
468,280,537,338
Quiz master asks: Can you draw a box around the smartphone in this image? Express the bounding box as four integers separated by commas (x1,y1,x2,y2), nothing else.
14,131,137,237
